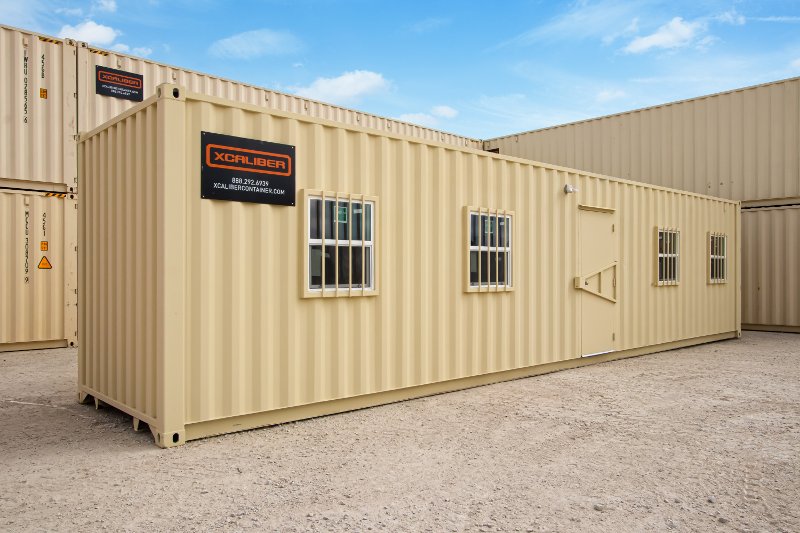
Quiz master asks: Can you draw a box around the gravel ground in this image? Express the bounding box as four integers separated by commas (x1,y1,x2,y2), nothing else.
0,331,798,532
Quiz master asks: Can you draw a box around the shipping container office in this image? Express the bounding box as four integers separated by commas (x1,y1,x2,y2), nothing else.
742,205,800,333
483,77,800,333
78,85,740,447
0,188,78,350
0,25,78,192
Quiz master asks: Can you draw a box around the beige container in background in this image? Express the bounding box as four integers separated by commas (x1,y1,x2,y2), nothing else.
742,205,800,332
484,77,800,334
78,85,739,447
76,42,480,151
0,21,479,196
0,26,78,192
484,77,800,202
0,189,77,350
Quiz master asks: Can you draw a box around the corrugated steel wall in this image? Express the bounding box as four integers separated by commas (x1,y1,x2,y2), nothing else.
79,88,738,443
78,103,159,421
742,206,800,331
484,77,800,202
0,189,77,348
77,43,480,150
0,26,77,191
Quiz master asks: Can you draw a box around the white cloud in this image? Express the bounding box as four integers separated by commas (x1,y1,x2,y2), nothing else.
695,35,719,52
58,20,120,46
602,17,639,45
209,29,302,59
396,105,458,128
431,105,458,118
111,43,153,57
56,7,84,17
294,70,390,105
472,93,585,134
596,89,626,103
791,58,800,69
752,16,800,23
716,10,746,25
498,1,642,48
410,17,450,33
292,62,304,68
398,113,438,128
93,0,117,13
624,17,706,54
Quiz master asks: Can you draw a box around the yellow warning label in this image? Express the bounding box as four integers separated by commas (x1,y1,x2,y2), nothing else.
38,256,52,269
40,88,47,99
40,241,48,251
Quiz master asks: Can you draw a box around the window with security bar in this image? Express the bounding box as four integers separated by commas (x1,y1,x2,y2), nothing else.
656,228,680,285
304,191,377,297
708,233,727,284
466,208,513,292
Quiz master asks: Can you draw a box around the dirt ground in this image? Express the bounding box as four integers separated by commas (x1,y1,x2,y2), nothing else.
0,332,798,532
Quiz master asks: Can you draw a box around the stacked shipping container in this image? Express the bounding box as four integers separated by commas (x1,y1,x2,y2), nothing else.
484,77,800,333
0,26,78,350
0,23,480,350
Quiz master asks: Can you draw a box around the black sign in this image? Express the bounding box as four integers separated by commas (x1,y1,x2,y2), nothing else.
201,131,295,206
95,65,143,102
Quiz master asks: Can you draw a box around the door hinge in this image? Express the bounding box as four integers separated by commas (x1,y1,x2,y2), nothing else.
612,332,616,341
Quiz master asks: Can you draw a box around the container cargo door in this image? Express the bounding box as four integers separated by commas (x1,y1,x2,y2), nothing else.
575,206,618,357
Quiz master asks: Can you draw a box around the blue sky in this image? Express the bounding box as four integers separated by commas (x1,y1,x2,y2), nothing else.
4,0,800,138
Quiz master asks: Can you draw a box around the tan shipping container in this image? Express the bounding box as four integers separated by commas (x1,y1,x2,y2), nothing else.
484,77,800,333
0,22,479,193
0,25,78,192
0,189,77,350
742,205,800,332
78,85,739,447
483,77,800,203
76,42,480,152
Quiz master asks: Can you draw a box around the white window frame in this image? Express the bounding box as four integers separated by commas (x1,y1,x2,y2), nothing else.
464,206,514,293
302,189,378,298
708,232,727,284
656,227,680,286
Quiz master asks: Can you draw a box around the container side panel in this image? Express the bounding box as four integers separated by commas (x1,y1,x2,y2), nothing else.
178,98,738,426
0,26,75,187
742,207,800,329
485,77,800,202
0,190,67,344
78,104,160,421
77,46,479,149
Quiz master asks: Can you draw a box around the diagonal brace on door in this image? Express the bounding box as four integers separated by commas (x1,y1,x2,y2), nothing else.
574,262,617,303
